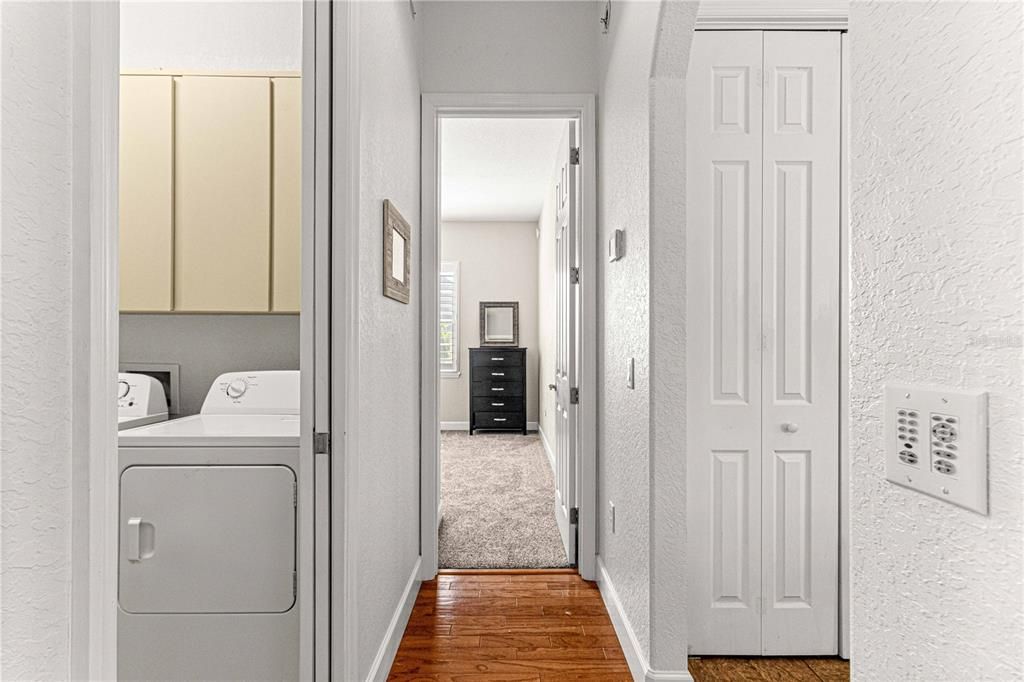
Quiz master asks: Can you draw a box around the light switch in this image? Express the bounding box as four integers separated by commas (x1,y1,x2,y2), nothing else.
885,384,988,514
626,357,634,389
608,229,624,262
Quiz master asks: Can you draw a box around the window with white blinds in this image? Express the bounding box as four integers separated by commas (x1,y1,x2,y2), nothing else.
439,261,460,375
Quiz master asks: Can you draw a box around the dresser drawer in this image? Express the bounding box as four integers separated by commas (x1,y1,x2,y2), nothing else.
473,380,524,398
471,350,524,368
472,396,524,413
475,366,523,383
474,412,524,429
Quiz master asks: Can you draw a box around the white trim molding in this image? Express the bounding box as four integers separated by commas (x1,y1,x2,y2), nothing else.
597,559,694,682
439,421,540,432
696,1,848,30
366,557,421,682
538,424,556,475
421,93,599,583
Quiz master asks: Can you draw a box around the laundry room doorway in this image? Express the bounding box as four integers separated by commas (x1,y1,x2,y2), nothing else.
90,2,335,678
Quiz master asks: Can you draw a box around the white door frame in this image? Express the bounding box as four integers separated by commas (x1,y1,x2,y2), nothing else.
80,2,326,676
419,93,598,581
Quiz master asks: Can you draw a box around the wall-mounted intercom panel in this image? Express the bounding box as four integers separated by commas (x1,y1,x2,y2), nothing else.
885,384,988,514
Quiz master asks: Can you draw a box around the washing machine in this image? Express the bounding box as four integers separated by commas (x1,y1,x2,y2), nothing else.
117,372,168,430
117,370,300,681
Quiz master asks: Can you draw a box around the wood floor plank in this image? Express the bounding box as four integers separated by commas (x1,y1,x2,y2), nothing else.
805,657,851,681
390,572,627,681
687,657,850,682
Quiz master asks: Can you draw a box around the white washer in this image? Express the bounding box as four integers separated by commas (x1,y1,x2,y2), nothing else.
118,370,300,682
117,372,168,430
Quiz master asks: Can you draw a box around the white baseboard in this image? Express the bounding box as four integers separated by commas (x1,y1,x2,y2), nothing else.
440,421,539,431
538,424,556,474
367,557,421,681
596,557,694,682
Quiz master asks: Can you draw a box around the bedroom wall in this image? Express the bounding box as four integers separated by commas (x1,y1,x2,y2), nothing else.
848,2,1024,679
439,221,540,426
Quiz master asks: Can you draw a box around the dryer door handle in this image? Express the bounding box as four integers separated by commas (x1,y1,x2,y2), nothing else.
127,517,143,562
126,517,155,562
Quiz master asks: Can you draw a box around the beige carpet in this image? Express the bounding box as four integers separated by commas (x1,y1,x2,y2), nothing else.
439,431,571,569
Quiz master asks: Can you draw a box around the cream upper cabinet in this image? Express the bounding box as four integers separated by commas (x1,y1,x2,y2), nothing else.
174,76,272,312
271,77,302,313
120,76,174,311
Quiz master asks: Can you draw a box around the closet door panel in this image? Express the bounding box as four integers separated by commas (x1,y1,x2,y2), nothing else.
120,76,174,311
761,31,841,656
272,77,301,312
175,76,271,312
686,30,765,656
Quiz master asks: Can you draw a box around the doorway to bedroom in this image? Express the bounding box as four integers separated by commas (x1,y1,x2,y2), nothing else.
434,116,577,570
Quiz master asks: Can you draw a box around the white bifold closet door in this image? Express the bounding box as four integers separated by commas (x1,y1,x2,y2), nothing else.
686,30,841,656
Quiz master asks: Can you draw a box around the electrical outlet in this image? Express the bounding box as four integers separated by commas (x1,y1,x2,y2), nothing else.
609,501,616,534
885,384,988,514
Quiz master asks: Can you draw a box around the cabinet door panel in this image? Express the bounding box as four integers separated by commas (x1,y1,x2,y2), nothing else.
175,76,271,312
272,77,301,312
120,76,174,311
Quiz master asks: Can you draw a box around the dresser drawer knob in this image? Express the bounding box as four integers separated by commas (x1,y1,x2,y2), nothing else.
491,372,505,377
493,418,507,422
491,387,504,392
491,402,504,407
490,357,504,361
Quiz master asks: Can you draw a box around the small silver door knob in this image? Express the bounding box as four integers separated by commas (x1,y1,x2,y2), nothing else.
548,384,557,391
782,422,799,433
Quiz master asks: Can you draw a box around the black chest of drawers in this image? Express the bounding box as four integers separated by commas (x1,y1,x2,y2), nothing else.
469,347,527,435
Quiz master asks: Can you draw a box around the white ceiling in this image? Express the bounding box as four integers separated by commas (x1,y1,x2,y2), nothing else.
440,118,568,222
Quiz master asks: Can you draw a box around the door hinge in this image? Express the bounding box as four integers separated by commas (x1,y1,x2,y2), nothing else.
292,482,298,507
569,266,580,284
293,571,298,598
569,507,579,524
313,431,330,454
570,147,581,165
570,387,580,404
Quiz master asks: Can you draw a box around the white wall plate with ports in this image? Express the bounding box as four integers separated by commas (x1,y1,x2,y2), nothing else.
885,384,988,514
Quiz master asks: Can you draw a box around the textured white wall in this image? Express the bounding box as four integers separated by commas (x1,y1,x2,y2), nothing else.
120,1,302,71
1,3,75,679
849,2,1023,679
439,222,540,425
354,2,422,678
419,0,598,93
595,0,660,660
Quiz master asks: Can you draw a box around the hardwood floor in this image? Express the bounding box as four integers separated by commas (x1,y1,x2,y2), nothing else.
389,570,631,680
389,570,851,681
689,656,849,681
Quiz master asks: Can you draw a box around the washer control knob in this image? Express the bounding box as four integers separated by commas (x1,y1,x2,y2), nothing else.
781,422,799,433
118,380,131,399
226,378,249,399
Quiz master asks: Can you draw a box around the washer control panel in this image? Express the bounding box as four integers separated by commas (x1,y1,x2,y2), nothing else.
885,384,988,514
118,373,168,417
201,371,300,415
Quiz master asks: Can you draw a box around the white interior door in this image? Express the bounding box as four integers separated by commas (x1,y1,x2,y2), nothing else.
686,31,765,654
686,30,841,656
760,30,841,655
553,122,578,564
